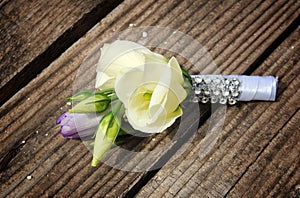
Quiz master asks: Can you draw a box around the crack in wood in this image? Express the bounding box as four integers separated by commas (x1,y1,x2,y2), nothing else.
125,14,300,198
244,14,300,76
0,0,124,107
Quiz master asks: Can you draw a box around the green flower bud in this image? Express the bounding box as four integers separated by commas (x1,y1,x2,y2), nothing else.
69,94,110,113
91,102,122,167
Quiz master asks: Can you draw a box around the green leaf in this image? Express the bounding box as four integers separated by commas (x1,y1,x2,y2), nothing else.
95,88,115,96
66,90,94,102
69,94,110,113
181,67,192,86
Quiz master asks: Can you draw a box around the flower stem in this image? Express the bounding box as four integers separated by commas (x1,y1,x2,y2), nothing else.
112,100,122,115
109,93,118,101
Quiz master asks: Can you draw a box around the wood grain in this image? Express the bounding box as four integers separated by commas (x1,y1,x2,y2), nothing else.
137,26,300,197
0,0,299,197
0,0,123,105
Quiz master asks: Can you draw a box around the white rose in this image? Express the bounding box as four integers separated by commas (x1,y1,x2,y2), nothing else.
115,56,187,133
95,40,168,89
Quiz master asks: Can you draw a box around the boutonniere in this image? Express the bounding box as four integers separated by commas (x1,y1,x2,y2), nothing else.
57,40,277,167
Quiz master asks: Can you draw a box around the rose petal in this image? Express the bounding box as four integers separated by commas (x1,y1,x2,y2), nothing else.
96,40,149,88
115,67,144,107
96,40,148,72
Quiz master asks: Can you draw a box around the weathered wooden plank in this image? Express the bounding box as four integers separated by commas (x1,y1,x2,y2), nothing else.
137,26,300,197
0,0,170,196
198,0,299,74
0,0,123,105
228,110,300,197
0,0,299,197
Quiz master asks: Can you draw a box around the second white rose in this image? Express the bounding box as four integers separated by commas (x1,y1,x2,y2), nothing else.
95,40,168,89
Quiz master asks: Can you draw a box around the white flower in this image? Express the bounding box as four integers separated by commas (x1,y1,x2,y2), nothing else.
115,56,187,133
95,40,168,89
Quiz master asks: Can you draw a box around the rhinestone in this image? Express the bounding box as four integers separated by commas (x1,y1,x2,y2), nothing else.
195,88,201,95
213,90,220,95
219,98,227,104
229,85,236,90
222,90,230,97
224,79,230,84
201,82,208,89
232,78,240,85
232,91,239,97
208,83,215,89
201,97,209,103
211,97,218,103
218,82,226,89
204,90,210,95
204,78,211,84
228,98,237,105
195,77,202,83
213,78,221,84
192,96,199,103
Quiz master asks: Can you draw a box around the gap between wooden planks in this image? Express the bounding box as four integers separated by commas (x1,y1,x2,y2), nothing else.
0,0,123,106
136,26,300,197
0,0,299,197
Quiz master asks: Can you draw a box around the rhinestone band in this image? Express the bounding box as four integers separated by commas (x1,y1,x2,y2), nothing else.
191,76,240,105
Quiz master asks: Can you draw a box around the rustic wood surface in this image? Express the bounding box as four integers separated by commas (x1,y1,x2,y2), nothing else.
0,0,299,197
0,0,123,105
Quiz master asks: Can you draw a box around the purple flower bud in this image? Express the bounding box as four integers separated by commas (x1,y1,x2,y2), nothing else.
56,112,100,139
